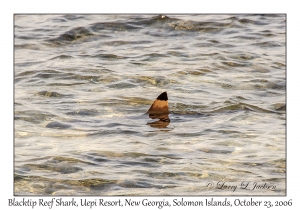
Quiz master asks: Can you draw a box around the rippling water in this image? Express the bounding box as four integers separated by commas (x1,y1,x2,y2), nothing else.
14,14,286,195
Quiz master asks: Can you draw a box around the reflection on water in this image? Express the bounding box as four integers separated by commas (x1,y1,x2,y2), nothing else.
14,14,285,195
147,120,170,129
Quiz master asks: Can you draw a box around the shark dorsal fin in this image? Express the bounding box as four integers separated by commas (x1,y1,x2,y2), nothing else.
146,92,169,121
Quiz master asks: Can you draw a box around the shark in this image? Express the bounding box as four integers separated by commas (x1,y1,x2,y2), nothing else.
146,92,170,128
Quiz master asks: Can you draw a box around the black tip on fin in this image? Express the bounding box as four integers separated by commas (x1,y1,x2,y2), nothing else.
157,92,168,101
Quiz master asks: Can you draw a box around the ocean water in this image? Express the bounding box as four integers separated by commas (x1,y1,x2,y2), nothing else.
14,14,286,195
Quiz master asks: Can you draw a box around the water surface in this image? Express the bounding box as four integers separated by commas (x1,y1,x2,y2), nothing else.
14,14,286,195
